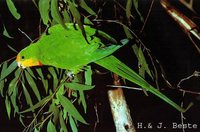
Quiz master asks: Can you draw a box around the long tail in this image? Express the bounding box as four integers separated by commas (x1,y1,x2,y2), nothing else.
95,55,192,112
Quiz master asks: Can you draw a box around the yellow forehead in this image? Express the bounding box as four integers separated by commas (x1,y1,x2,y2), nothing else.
16,54,20,62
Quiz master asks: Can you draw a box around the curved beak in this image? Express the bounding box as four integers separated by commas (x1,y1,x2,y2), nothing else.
17,61,26,69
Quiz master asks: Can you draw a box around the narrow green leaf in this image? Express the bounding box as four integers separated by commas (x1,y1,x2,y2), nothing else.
133,0,138,9
51,0,66,28
133,0,144,22
68,1,88,42
68,1,80,21
69,116,78,132
0,61,17,81
68,1,85,34
0,80,4,97
19,115,26,127
120,39,129,45
123,25,133,39
34,128,39,132
25,71,41,101
63,9,72,23
36,68,49,93
78,90,86,113
14,67,21,77
42,79,49,94
6,0,21,19
97,30,117,44
132,44,139,57
55,84,66,105
8,69,21,106
3,24,13,38
39,0,51,25
47,120,57,132
36,68,44,79
57,84,65,95
1,62,8,76
83,17,93,25
62,108,68,120
55,67,60,74
26,68,36,79
65,83,94,91
139,67,145,78
0,62,7,96
58,95,87,124
137,48,153,79
60,128,64,132
10,84,19,116
7,77,18,96
79,0,96,15
132,44,152,78
7,44,18,53
138,47,153,78
19,95,51,113
133,44,143,77
48,67,58,89
5,95,11,119
49,101,59,124
59,111,68,132
22,82,33,108
126,0,132,23
84,66,92,85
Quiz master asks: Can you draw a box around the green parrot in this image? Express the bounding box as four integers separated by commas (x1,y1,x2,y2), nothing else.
16,23,190,112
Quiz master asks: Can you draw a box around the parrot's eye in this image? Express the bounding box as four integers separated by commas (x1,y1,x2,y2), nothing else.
21,56,25,60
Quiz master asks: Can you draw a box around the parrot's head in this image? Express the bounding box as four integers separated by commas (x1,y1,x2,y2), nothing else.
16,44,43,69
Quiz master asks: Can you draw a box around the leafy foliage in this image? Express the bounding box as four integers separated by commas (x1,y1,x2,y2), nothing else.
6,0,21,19
1,0,155,131
0,60,92,131
3,24,13,38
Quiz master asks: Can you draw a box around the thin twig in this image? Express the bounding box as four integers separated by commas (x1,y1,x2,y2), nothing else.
107,85,143,91
140,0,155,34
179,89,200,95
18,28,33,42
180,91,186,132
177,71,200,88
31,0,38,9
179,0,196,13
188,31,200,54
0,56,16,65
113,0,135,19
108,84,200,95
93,103,99,132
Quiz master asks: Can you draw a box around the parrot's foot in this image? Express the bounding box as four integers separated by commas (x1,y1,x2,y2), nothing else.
67,71,74,80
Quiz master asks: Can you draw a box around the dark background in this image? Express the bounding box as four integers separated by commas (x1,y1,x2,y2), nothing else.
0,0,200,132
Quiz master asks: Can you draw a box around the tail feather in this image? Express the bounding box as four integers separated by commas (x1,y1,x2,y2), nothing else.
95,55,190,112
